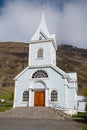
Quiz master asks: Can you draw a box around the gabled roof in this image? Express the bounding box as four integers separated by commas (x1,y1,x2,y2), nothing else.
14,64,74,81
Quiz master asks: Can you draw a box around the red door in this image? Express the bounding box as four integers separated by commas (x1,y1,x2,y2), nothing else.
34,92,45,106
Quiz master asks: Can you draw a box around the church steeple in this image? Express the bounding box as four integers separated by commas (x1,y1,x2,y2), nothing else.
31,9,50,41
30,8,57,51
39,9,50,36
29,9,57,67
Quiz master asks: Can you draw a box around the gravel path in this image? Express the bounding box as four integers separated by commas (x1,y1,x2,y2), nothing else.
0,118,82,130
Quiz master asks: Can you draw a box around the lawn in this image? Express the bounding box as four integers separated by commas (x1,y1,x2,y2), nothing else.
0,87,14,112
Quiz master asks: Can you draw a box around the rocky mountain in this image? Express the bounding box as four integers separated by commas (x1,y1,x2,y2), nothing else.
0,42,87,93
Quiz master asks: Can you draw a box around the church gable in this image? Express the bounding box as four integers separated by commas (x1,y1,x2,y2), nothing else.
32,30,48,41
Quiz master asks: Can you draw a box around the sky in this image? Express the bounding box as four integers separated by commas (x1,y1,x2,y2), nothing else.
0,0,87,49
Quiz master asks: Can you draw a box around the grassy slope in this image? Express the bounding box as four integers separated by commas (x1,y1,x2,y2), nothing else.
0,87,14,112
0,87,14,99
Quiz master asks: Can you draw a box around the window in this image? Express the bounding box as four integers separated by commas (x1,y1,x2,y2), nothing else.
22,91,29,101
37,48,43,58
39,36,42,40
51,90,58,102
32,70,48,78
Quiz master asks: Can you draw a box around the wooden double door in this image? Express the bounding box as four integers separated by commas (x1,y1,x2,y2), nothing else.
34,91,45,106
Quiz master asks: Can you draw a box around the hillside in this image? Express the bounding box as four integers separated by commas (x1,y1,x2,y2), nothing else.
57,45,87,90
0,42,87,94
0,42,28,87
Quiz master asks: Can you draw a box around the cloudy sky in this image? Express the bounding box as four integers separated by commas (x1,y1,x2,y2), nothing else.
0,0,87,49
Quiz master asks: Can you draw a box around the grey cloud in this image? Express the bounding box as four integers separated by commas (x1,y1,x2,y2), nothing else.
0,0,87,48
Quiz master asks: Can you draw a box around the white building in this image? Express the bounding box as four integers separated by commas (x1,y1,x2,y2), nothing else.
13,12,78,115
77,96,86,112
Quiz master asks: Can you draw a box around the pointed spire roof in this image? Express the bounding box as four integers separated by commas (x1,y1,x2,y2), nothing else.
31,10,52,41
38,10,50,36
30,9,57,50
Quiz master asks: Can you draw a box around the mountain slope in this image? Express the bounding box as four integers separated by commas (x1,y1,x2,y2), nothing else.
0,42,87,94
0,42,28,87
57,45,87,89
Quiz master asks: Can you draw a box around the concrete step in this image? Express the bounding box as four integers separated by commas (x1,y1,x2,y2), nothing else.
0,107,70,120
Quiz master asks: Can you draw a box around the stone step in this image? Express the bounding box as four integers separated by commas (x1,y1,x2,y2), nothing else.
0,107,70,120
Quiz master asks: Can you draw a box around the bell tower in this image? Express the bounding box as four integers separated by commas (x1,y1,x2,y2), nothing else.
28,11,57,67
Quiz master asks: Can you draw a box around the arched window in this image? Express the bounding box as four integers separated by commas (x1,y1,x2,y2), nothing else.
32,70,48,78
22,91,29,101
37,48,43,58
51,90,58,102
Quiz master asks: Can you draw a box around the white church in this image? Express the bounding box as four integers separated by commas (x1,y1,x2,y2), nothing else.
13,12,78,115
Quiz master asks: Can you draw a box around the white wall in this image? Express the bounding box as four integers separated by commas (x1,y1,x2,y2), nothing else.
67,82,77,110
14,67,66,108
29,41,56,67
78,96,86,111
13,66,77,112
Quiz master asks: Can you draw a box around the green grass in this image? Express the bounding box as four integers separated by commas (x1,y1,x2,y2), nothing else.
0,87,14,112
77,112,86,118
72,112,86,118
0,102,13,112
0,87,14,99
82,125,87,130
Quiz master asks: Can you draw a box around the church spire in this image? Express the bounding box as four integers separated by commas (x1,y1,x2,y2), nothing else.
30,8,57,51
31,8,50,41
39,7,49,35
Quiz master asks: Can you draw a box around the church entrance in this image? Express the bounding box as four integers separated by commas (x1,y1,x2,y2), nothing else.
34,91,45,106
